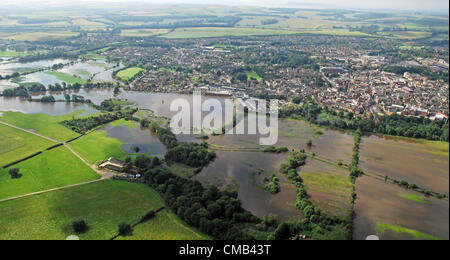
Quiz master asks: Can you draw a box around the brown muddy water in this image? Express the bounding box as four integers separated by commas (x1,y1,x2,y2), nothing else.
360,135,449,196
354,175,449,240
194,151,301,222
101,122,167,157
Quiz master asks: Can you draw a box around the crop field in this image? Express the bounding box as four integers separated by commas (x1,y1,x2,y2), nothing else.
0,111,83,142
44,71,87,85
116,67,145,81
0,146,99,200
299,159,353,216
0,123,55,166
0,180,207,240
69,129,129,164
161,27,301,39
0,31,78,41
120,29,171,37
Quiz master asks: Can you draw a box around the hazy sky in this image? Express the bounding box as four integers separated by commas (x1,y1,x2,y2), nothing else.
76,0,449,11
1,0,449,12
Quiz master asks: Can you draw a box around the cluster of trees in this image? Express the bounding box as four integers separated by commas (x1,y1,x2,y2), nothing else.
280,101,449,142
384,66,449,83
8,168,22,179
261,19,279,25
276,151,352,240
48,82,82,91
165,142,216,168
126,157,262,240
40,96,56,103
2,86,29,97
99,99,124,112
349,129,364,183
264,174,280,194
0,72,20,81
263,146,289,154
61,113,121,134
149,123,179,149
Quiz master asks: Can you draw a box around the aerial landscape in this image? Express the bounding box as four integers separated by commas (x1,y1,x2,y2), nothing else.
0,0,448,242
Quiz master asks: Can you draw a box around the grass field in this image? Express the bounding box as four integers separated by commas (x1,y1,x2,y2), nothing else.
376,222,441,240
69,130,129,164
116,67,145,81
0,111,82,142
0,31,78,41
44,71,87,85
0,180,208,240
246,70,263,81
0,146,99,200
398,193,432,205
0,51,30,58
121,29,171,37
0,123,55,166
117,209,210,240
161,27,301,38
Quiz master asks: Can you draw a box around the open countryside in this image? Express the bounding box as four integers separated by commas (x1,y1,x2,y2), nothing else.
0,0,448,242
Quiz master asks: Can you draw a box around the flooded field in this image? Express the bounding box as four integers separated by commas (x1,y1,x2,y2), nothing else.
0,96,98,116
354,175,449,240
360,135,449,196
194,151,301,222
101,122,167,158
0,59,70,77
299,159,353,217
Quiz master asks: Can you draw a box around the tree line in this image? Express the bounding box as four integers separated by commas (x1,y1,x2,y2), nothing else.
280,101,449,142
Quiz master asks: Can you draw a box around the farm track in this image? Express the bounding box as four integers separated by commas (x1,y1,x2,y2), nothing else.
0,121,115,202
0,178,107,203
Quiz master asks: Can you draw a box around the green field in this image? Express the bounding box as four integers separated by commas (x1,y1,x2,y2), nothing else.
0,50,30,58
0,123,55,166
0,180,208,240
376,222,441,240
69,130,129,164
117,209,210,240
162,27,301,39
246,70,263,81
116,67,145,81
0,111,82,142
44,71,87,85
398,194,432,205
0,146,99,200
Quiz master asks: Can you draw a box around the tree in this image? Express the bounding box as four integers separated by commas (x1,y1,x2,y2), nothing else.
118,223,133,236
9,168,21,179
72,220,89,234
306,140,313,147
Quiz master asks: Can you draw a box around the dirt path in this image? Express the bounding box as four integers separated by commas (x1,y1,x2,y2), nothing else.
0,120,59,143
0,179,106,203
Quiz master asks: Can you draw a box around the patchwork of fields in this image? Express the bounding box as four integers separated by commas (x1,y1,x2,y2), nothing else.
0,180,208,240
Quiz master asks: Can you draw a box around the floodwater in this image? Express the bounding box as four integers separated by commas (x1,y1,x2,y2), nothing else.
101,122,167,158
58,60,115,80
0,96,98,116
30,88,116,105
194,151,301,222
360,135,449,196
0,59,71,77
354,175,449,240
